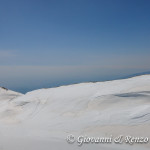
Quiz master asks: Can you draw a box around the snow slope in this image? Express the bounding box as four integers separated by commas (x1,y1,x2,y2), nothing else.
0,87,23,123
0,86,22,101
0,75,150,150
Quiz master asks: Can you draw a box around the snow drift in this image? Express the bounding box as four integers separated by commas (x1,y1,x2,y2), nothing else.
0,75,150,150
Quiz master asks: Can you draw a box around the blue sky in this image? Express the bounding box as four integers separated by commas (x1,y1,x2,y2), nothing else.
0,0,150,93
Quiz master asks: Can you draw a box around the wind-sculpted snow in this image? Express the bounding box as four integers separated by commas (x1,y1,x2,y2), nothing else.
0,75,150,150
0,87,22,101
0,87,23,123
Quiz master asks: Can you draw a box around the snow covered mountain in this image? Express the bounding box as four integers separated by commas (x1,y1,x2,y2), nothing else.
0,86,22,101
0,75,150,150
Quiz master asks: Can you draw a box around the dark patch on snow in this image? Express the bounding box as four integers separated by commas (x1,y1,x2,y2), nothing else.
1,87,8,91
115,91,150,98
132,113,150,120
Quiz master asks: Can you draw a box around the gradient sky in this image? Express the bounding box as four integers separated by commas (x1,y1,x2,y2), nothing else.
0,0,150,93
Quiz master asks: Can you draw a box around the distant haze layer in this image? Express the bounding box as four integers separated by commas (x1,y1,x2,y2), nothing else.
0,65,150,93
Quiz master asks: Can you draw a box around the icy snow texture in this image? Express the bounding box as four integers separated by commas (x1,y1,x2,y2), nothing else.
0,75,150,150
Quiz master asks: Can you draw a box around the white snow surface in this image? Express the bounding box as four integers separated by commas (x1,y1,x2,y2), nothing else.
0,75,150,150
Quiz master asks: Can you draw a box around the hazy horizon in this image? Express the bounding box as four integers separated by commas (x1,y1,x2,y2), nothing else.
1,68,150,93
0,0,150,93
